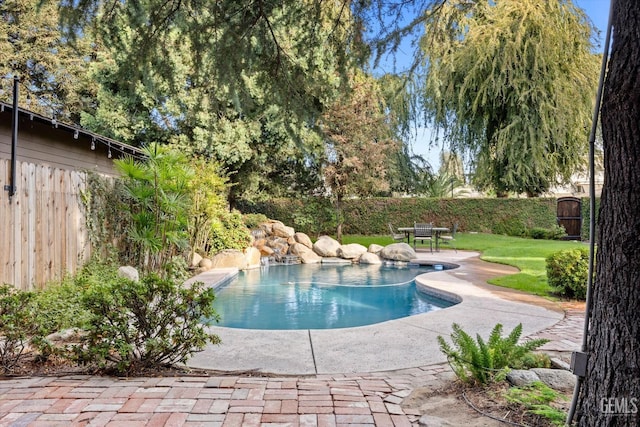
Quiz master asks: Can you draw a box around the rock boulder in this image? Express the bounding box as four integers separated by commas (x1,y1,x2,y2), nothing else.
294,232,313,249
191,252,203,267
368,244,384,254
272,221,295,238
359,252,382,264
117,265,139,282
244,247,261,269
338,243,368,259
211,250,246,269
312,236,341,257
379,243,416,262
531,368,576,391
198,258,213,270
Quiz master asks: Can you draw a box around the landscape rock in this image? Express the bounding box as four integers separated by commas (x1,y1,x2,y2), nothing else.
379,243,416,262
266,236,290,257
506,369,542,387
258,245,275,256
191,252,203,267
368,244,384,254
272,221,295,238
312,235,341,257
289,242,312,256
198,258,213,270
210,250,246,269
117,265,139,282
550,357,571,371
289,241,323,264
359,252,382,264
244,247,261,269
294,232,313,249
260,222,273,235
250,228,267,240
531,368,576,391
46,328,86,345
337,243,368,259
298,249,322,264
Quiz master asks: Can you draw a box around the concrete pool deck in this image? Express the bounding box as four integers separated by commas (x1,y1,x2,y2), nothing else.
187,250,565,375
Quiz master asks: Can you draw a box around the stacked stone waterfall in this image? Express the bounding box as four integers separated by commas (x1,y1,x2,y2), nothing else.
193,219,417,272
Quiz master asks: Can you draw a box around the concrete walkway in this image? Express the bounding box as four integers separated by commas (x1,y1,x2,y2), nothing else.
0,250,585,426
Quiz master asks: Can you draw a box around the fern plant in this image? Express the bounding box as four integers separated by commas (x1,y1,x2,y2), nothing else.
437,323,549,384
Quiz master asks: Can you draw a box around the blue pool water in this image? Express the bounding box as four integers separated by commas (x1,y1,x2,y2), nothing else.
212,263,456,330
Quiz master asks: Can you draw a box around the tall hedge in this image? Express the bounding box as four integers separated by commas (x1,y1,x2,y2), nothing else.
580,197,600,242
238,197,559,237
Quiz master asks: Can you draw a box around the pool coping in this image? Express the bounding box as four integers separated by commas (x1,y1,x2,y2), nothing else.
186,250,564,375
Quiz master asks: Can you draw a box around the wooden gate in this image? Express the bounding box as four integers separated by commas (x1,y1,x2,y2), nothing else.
557,197,582,240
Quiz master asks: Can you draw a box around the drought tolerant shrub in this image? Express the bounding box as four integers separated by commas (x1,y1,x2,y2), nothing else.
545,248,590,299
437,323,549,384
75,273,221,374
0,285,39,372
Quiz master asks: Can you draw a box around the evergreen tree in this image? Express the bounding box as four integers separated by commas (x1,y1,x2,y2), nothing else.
0,0,94,121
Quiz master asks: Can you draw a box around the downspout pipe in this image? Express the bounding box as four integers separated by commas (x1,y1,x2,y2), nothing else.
4,76,19,201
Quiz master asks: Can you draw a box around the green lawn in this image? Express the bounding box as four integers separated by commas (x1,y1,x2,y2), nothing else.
342,233,588,297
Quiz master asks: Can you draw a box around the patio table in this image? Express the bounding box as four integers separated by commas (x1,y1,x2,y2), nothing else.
398,226,450,251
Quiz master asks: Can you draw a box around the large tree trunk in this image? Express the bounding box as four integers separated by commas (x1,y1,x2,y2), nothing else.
578,2,640,425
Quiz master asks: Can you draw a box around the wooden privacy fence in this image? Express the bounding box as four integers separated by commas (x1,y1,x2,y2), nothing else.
1,159,90,291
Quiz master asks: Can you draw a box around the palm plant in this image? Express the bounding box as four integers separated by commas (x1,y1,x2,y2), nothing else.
425,172,467,198
114,143,192,273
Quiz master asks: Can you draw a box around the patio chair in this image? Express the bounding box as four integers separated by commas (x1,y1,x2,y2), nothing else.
388,223,406,242
413,222,433,252
440,223,458,252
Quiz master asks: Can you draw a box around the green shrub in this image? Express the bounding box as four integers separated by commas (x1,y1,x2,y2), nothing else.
504,381,568,426
0,285,39,372
514,352,552,370
75,273,221,374
33,275,94,335
545,248,590,299
437,323,549,385
529,225,567,240
493,218,527,237
290,197,336,238
208,210,253,254
242,213,269,230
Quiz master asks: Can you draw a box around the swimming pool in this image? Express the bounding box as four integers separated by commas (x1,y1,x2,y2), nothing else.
212,262,456,330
